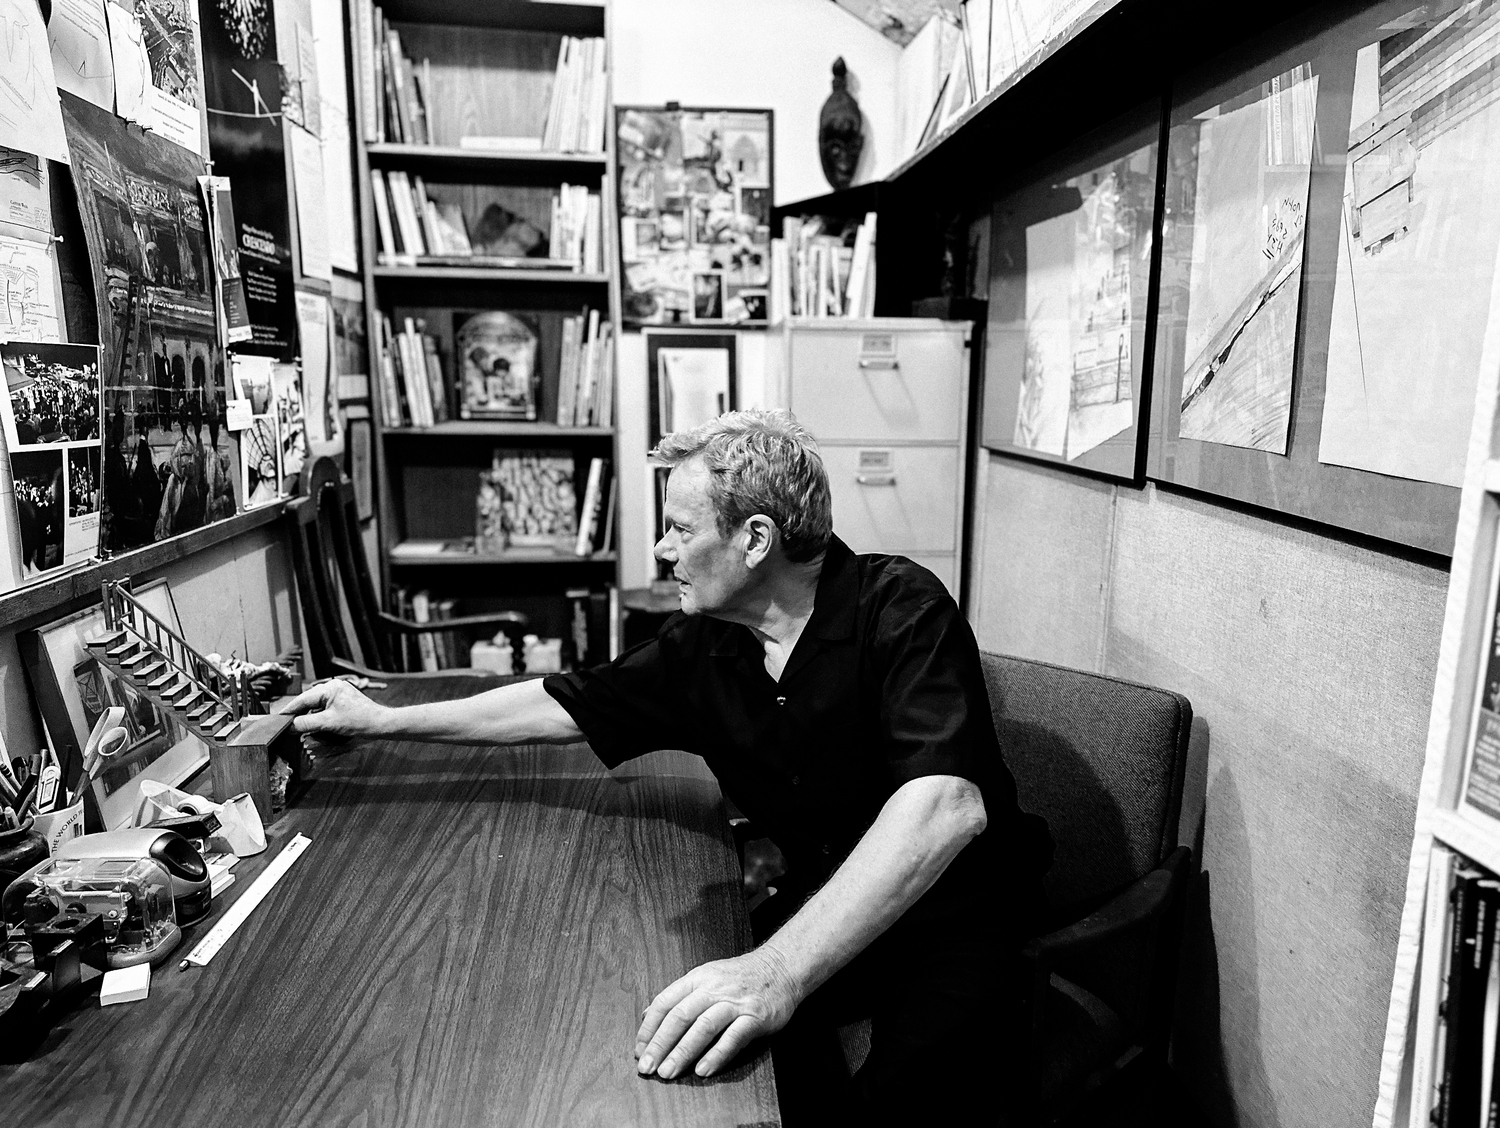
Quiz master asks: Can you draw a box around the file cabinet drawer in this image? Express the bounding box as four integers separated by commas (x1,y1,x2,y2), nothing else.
823,445,959,554
787,327,965,442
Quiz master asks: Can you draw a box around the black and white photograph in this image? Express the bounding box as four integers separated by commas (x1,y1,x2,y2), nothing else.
0,342,101,449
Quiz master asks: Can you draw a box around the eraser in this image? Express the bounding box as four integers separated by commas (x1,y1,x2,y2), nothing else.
100,963,151,1006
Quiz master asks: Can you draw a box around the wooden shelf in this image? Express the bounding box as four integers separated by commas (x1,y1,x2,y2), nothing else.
367,143,608,174
383,422,613,438
379,0,605,34
372,265,610,285
389,549,618,566
0,502,286,633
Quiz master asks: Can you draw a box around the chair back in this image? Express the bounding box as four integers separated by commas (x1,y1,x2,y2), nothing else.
286,456,391,677
981,652,1191,920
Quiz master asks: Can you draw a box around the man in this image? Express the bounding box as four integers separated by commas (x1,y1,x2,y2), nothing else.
288,409,1051,1123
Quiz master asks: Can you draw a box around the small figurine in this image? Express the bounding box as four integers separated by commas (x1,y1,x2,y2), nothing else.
819,58,865,191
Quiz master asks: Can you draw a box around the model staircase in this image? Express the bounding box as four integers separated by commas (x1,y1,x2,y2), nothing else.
84,581,255,748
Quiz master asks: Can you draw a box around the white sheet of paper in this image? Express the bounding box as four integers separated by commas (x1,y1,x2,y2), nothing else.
47,0,115,112
0,233,62,342
295,290,331,445
0,147,51,235
289,125,331,281
1319,29,1500,488
224,398,251,430
0,0,71,163
104,0,202,154
309,0,357,271
659,349,731,434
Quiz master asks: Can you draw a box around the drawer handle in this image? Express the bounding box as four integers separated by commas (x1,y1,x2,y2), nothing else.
856,474,897,486
858,359,899,370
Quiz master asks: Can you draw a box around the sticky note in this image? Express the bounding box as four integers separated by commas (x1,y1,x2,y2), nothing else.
100,963,151,1006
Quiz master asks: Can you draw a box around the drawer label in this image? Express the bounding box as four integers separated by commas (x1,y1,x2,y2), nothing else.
859,333,897,369
858,449,893,471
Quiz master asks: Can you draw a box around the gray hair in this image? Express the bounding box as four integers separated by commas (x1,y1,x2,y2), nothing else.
651,409,833,562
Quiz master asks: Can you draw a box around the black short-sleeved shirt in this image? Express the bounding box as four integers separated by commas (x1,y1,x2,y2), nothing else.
544,536,1051,930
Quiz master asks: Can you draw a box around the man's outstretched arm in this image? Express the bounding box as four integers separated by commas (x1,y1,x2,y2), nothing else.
285,677,584,746
633,773,988,1079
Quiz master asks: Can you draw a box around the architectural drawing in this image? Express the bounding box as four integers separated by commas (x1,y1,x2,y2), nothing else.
1320,5,1500,487
1173,67,1318,454
1011,145,1153,461
47,0,115,111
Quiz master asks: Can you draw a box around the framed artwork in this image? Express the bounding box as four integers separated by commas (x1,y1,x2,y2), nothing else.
1147,3,1484,555
344,407,373,522
646,332,738,448
20,579,209,830
982,101,1162,481
616,105,773,327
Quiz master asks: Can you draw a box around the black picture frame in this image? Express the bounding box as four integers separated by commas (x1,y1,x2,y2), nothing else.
615,104,774,329
645,331,738,450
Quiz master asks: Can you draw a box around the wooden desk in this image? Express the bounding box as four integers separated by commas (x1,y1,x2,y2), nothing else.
1,677,781,1127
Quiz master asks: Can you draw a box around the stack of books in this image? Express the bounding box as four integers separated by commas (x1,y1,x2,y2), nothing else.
540,37,609,154
551,184,603,274
574,457,614,557
771,212,878,320
375,314,447,428
352,1,431,145
557,309,615,428
389,588,463,671
1413,846,1500,1127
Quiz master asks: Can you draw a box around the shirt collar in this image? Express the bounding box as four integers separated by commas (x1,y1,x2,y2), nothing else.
703,535,857,655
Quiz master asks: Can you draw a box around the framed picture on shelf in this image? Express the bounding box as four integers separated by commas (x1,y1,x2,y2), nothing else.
19,579,209,830
646,331,737,448
1147,7,1488,556
454,311,540,420
616,105,774,328
981,101,1162,482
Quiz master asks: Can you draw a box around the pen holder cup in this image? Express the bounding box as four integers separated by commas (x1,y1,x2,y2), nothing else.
33,802,85,856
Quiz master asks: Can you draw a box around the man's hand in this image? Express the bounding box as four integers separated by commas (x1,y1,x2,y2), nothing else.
284,679,389,748
634,948,801,1080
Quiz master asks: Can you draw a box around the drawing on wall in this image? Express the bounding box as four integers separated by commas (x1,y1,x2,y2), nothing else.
60,91,238,556
0,0,70,162
1164,65,1319,454
616,106,772,326
47,0,116,112
984,125,1159,477
1319,7,1500,488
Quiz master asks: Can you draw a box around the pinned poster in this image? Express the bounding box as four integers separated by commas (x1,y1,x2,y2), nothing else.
0,0,70,163
294,291,336,447
199,175,253,344
104,0,205,155
288,126,331,280
47,0,115,112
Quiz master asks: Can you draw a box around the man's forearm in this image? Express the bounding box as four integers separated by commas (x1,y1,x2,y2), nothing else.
758,775,988,998
374,678,583,745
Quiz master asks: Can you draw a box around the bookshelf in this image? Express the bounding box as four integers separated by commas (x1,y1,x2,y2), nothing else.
349,0,620,671
1373,253,1500,1124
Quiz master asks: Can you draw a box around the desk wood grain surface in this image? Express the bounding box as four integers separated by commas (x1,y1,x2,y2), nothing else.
1,677,781,1127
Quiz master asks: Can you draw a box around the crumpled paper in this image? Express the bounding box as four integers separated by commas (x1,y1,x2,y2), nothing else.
132,782,267,857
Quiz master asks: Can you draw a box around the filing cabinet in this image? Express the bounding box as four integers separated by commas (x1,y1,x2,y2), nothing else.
768,319,972,600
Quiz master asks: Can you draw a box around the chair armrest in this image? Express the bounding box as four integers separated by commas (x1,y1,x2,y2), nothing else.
1024,846,1191,1046
377,610,528,635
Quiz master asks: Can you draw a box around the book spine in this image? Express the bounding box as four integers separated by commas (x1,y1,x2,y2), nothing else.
1417,847,1459,1128
370,170,395,260
586,38,608,154
543,38,568,151
578,308,601,423
557,314,580,427
377,314,407,426
398,317,431,427
594,321,614,428
1453,880,1500,1127
411,590,438,672
373,7,387,143
421,332,448,423
574,457,604,556
1442,871,1484,1128
355,0,374,142
387,172,425,257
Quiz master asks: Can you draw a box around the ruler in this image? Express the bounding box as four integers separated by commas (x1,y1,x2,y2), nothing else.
179,834,312,970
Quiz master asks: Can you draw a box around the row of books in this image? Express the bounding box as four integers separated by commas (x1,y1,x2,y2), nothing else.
771,212,878,320
375,314,447,429
557,310,615,428
540,37,609,154
1414,846,1500,1128
387,586,617,673
370,170,469,262
390,588,463,672
552,184,604,275
352,1,431,146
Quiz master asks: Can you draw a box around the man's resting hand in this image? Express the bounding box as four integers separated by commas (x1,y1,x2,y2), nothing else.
634,949,801,1080
285,679,389,746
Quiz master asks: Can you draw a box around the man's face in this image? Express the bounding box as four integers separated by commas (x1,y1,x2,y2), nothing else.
654,458,751,617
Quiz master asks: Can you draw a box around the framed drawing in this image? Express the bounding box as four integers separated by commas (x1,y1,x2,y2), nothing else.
1147,3,1484,555
616,105,773,327
982,100,1163,481
646,331,738,449
20,579,210,830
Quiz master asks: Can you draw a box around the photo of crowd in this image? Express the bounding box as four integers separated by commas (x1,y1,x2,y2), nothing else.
11,449,64,577
1,345,101,450
69,448,100,517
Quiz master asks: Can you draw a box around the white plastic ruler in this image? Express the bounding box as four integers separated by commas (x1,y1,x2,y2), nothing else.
179,834,312,970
